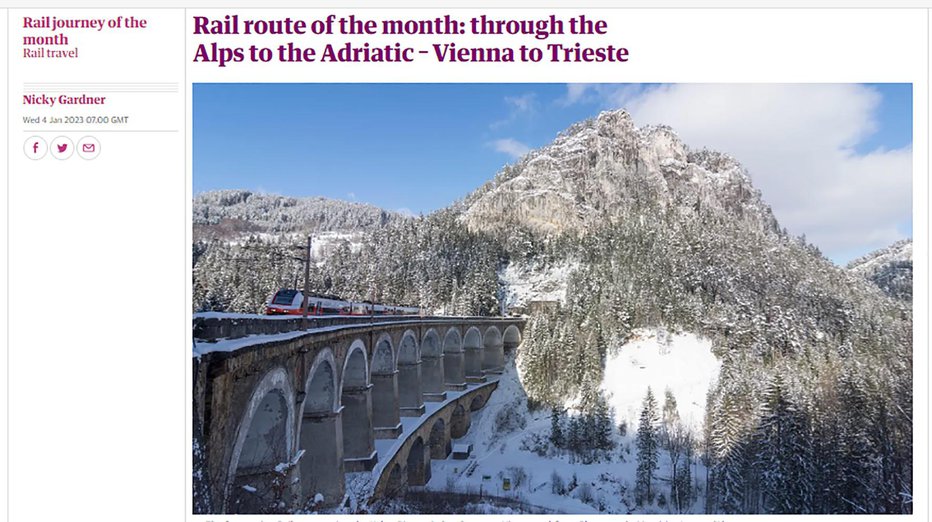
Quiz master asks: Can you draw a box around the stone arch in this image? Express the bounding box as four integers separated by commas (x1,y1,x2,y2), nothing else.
371,335,401,438
397,330,425,416
386,463,405,497
450,403,470,439
371,333,395,375
406,436,431,486
298,349,344,505
398,329,420,364
226,367,295,514
304,349,338,414
482,326,504,373
470,393,489,412
463,327,484,382
503,325,522,351
340,340,376,471
442,328,465,389
421,329,446,401
341,340,369,389
428,418,451,459
422,329,442,357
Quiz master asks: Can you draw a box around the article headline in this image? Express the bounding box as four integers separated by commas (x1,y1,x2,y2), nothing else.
191,14,630,67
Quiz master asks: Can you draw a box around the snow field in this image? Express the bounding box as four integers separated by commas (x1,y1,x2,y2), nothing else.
600,328,721,434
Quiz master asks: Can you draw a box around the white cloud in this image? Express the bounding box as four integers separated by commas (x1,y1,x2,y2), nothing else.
395,207,416,217
346,192,356,200
566,83,911,263
562,83,593,105
489,138,531,159
491,92,538,129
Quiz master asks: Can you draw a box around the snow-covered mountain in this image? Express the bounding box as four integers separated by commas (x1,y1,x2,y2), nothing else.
193,189,406,238
460,110,778,238
847,239,912,302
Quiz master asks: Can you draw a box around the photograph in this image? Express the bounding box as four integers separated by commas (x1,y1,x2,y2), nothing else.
190,83,913,515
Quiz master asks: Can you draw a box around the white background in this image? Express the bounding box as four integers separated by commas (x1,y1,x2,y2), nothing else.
2,6,929,522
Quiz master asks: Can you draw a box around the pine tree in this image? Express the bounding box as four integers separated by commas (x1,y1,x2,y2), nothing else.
754,373,813,513
662,390,690,513
636,387,660,505
593,392,615,451
550,407,565,449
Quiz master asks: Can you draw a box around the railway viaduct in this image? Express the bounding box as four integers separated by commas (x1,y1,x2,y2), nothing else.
192,315,525,514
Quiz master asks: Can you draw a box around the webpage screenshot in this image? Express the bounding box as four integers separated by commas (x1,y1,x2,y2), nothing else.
2,4,930,522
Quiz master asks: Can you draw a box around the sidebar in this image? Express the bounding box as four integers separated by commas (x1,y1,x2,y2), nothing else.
8,9,185,520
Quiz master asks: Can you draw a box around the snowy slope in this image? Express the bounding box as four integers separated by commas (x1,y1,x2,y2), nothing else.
424,362,603,514
420,328,720,514
847,238,912,276
601,328,721,433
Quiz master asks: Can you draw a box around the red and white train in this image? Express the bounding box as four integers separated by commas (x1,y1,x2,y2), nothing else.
265,288,423,316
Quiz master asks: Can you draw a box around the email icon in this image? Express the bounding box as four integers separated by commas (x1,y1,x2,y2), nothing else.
77,137,100,160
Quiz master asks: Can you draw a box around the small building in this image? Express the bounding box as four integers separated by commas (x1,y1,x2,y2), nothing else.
452,443,473,460
528,300,559,314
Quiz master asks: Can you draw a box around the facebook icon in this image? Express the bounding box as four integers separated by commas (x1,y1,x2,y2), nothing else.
24,136,47,160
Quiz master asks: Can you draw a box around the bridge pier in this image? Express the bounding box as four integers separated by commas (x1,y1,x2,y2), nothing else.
444,350,467,389
398,361,426,417
421,354,447,402
371,371,403,439
483,327,505,374
341,384,378,472
464,347,485,383
299,409,345,506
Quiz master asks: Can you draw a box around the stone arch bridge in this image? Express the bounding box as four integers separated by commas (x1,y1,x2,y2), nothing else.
192,316,525,514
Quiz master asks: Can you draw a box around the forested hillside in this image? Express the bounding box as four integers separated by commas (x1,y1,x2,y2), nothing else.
847,238,912,302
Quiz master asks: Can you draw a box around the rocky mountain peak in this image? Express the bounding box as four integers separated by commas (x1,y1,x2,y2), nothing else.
460,109,774,236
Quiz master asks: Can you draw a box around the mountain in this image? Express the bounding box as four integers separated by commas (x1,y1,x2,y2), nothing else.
847,239,912,302
460,110,778,238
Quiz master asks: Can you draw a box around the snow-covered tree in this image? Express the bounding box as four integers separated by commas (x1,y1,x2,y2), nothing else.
636,387,660,505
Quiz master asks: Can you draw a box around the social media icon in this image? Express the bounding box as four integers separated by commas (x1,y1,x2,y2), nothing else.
51,136,74,160
24,136,48,160
77,136,100,160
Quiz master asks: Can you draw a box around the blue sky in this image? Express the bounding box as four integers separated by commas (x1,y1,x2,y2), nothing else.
194,83,610,212
194,83,912,263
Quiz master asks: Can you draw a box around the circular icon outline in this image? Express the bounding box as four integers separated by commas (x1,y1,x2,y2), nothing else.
50,136,74,160
24,136,48,160
76,135,101,160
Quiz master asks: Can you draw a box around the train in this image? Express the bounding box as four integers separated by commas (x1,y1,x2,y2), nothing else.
265,288,423,316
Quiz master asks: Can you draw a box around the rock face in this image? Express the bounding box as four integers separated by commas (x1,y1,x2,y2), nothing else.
847,239,912,302
459,109,778,237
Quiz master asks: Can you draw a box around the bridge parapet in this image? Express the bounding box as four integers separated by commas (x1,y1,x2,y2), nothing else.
193,313,524,342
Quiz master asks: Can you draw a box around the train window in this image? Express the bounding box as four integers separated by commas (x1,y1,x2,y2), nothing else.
272,289,298,305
